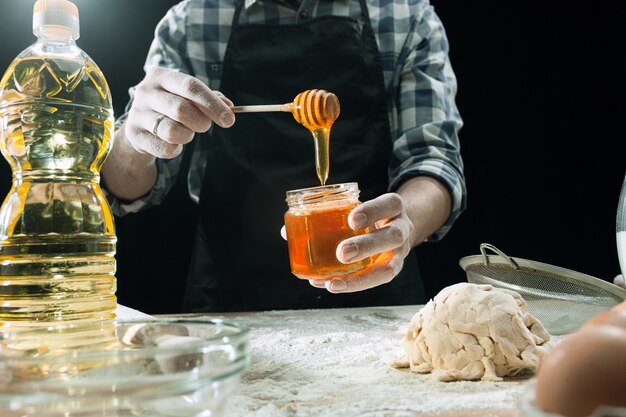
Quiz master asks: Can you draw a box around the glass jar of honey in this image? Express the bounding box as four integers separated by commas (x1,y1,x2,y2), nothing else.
284,183,373,280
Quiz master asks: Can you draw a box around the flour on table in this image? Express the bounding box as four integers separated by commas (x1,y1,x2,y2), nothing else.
218,306,534,417
392,282,551,382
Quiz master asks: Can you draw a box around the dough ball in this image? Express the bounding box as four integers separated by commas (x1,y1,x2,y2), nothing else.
392,282,550,381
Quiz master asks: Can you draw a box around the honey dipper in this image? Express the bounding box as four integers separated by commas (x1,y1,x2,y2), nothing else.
231,89,340,129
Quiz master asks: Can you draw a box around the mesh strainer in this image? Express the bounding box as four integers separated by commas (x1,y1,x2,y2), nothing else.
459,243,626,335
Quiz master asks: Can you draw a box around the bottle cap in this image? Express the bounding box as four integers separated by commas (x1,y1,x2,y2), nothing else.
33,0,80,40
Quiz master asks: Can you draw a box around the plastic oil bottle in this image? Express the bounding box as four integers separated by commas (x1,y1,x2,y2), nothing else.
0,0,117,341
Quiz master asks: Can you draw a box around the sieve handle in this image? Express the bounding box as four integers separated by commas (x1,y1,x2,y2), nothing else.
479,243,519,269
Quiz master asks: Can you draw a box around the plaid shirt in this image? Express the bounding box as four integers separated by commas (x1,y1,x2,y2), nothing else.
109,0,466,241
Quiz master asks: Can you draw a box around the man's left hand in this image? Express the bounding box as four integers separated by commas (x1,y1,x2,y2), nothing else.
280,176,452,294
307,193,415,293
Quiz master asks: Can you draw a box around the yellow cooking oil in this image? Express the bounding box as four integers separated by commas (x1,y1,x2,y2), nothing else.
0,53,117,346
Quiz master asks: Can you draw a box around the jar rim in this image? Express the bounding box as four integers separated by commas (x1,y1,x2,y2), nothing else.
285,182,358,204
286,182,357,196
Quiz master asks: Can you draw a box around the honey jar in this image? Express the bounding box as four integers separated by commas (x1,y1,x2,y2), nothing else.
284,183,373,280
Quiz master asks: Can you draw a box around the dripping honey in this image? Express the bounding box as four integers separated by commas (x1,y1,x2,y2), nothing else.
311,128,330,185
284,183,372,280
291,89,339,185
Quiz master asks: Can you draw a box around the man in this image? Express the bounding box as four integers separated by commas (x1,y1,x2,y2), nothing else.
102,0,466,312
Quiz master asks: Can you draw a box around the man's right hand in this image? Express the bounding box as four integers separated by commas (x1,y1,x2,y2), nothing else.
102,68,235,201
124,67,235,159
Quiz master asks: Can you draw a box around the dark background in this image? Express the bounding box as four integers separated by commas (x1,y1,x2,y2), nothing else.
0,1,624,313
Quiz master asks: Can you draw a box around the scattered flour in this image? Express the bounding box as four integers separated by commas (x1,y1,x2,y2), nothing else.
217,305,533,417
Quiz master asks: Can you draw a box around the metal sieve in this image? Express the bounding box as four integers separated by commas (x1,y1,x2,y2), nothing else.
459,243,626,335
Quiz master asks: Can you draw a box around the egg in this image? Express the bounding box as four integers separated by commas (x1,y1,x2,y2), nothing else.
582,309,626,330
535,325,626,417
611,299,626,312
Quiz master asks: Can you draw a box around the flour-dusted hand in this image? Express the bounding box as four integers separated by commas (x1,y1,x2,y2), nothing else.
102,67,237,202
125,67,235,159
307,192,415,293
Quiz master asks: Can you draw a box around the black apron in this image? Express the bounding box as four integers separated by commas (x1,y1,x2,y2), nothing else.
182,0,425,312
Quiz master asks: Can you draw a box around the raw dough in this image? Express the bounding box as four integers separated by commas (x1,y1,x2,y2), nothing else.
392,283,550,381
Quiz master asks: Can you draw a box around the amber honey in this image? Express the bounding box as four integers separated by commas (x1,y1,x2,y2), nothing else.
291,89,339,185
310,127,330,185
285,183,372,280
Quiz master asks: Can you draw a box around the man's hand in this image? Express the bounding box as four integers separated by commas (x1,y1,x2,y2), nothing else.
280,176,452,294
305,193,415,292
124,67,235,159
102,68,236,201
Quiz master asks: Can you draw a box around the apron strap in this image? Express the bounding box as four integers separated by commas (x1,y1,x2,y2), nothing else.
357,0,372,28
232,0,246,27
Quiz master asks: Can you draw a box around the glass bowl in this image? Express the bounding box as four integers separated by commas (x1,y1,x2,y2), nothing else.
0,318,249,417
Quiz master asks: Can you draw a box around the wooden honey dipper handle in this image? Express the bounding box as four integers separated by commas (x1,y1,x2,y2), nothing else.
231,103,293,113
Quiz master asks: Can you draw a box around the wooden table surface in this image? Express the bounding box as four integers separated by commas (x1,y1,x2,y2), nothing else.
182,305,533,417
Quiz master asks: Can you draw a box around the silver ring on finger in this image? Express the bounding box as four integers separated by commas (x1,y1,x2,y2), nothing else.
151,114,166,137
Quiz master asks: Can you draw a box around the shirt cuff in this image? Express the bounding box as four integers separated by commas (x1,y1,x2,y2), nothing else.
389,159,467,242
105,157,168,217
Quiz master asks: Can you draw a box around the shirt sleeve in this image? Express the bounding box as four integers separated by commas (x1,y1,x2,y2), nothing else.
388,4,467,242
106,2,191,216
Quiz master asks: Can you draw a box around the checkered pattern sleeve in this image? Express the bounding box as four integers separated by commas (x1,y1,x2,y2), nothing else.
388,4,467,242
106,2,191,216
